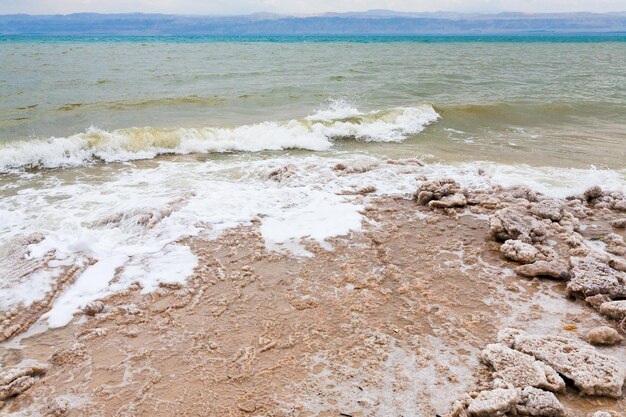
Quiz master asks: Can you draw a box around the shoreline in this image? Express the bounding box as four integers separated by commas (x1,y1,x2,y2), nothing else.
1,168,625,416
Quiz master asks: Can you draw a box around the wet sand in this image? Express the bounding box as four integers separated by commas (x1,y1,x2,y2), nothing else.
1,174,625,416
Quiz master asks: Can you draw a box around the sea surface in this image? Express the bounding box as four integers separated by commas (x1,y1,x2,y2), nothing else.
1,36,625,331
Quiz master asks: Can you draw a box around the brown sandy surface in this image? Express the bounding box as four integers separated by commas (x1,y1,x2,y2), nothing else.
1,186,625,416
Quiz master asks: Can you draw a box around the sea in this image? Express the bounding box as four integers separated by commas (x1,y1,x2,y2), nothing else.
1,35,625,331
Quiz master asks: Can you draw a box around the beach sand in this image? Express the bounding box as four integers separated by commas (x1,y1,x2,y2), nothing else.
1,170,625,416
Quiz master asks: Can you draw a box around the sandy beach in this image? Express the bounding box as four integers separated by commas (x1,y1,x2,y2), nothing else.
1,25,626,417
1,159,625,416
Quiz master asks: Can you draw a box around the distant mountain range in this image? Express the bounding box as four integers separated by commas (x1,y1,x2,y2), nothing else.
1,10,626,35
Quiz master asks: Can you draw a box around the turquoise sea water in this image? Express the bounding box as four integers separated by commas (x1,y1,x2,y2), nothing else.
2,35,626,168
1,34,625,341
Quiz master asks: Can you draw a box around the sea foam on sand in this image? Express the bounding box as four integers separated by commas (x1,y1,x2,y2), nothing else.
0,153,625,331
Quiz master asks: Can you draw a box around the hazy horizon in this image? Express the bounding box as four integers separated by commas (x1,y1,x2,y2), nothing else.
1,0,626,15
2,9,626,17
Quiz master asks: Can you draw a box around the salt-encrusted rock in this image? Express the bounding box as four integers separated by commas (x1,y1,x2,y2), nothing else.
83,301,104,316
610,218,626,229
0,363,47,400
429,193,467,209
585,294,612,308
530,200,564,222
500,240,540,264
608,257,626,272
589,412,622,417
480,344,565,392
386,158,425,166
516,261,570,280
0,376,35,401
268,164,297,182
585,188,626,211
414,178,461,205
466,192,500,208
598,300,626,320
489,208,547,244
497,328,526,348
556,212,581,234
583,186,604,202
500,329,625,398
603,233,626,257
564,199,591,219
566,256,626,298
0,363,47,386
607,192,626,211
447,393,474,417
508,185,538,202
44,397,70,416
565,233,585,248
588,326,623,346
604,233,626,246
516,387,565,417
467,388,519,417
333,159,378,174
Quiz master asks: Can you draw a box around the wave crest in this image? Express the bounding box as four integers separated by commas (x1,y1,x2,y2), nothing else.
0,104,439,172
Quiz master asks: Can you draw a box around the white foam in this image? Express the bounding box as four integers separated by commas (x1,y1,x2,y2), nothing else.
306,97,362,120
417,162,626,198
43,256,128,328
260,191,363,256
0,269,58,311
0,103,439,172
0,152,624,334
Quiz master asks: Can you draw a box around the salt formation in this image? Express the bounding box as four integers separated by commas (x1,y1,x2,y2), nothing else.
498,329,625,398
516,387,565,417
610,218,626,228
489,208,547,244
268,164,297,182
429,192,468,209
589,412,624,417
466,388,519,417
0,363,48,405
505,185,538,202
582,186,626,211
603,234,626,257
479,344,565,392
515,261,569,279
83,300,104,316
530,200,564,222
499,240,540,264
448,326,624,416
566,256,626,298
413,178,464,206
451,387,565,417
598,300,626,320
587,326,623,346
332,159,378,174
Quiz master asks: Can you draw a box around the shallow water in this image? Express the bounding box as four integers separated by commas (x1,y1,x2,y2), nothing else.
1,38,625,168
1,37,625,333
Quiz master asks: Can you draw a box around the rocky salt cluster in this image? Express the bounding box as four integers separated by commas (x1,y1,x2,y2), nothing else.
447,328,624,417
0,363,47,409
415,179,626,334
415,180,626,415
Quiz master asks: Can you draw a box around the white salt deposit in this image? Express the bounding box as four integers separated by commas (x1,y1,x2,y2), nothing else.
0,149,625,333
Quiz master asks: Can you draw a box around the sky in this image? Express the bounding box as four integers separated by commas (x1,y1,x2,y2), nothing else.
0,0,625,15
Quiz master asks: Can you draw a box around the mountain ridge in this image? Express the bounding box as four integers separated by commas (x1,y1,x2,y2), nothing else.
1,10,626,35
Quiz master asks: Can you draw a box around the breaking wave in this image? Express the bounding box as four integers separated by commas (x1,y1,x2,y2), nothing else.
0,103,439,172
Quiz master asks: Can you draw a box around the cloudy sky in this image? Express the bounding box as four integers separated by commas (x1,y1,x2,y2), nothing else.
0,0,624,15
